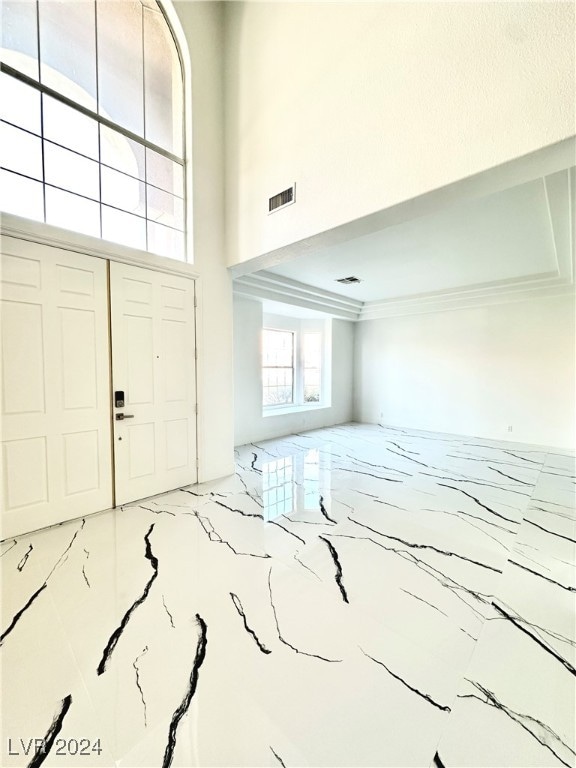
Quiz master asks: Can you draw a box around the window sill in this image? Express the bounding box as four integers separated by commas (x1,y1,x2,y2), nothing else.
262,403,331,418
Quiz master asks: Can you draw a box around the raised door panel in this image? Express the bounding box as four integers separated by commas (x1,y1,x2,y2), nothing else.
1,236,112,538
110,261,196,505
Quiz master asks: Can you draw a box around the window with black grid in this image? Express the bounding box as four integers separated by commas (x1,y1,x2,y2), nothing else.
0,0,186,260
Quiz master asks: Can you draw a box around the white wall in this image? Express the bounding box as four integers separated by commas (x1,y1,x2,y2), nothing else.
173,1,235,480
224,2,575,268
234,297,354,445
354,295,576,450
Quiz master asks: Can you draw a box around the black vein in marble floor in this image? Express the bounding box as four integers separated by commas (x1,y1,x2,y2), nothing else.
270,746,287,767
267,520,306,544
423,506,515,535
488,467,534,485
193,511,270,559
433,752,447,768
137,503,177,517
162,614,207,768
16,543,33,572
282,514,325,526
501,450,542,465
509,560,576,593
449,452,538,469
490,602,575,676
213,498,264,520
386,447,431,468
334,466,403,482
385,440,420,455
349,517,502,574
524,518,576,544
512,545,553,572
230,592,272,654
97,523,158,675
293,551,322,580
268,568,342,663
2,522,90,645
162,595,175,628
531,505,575,522
347,453,412,476
360,649,451,712
437,485,518,524
79,548,90,589
236,473,264,508
133,646,149,726
44,519,85,582
430,474,530,497
532,497,574,510
250,452,262,473
460,680,575,768
0,539,17,556
0,581,47,646
250,442,279,459
28,694,72,768
400,588,448,617
319,495,337,524
356,490,405,511
319,535,349,603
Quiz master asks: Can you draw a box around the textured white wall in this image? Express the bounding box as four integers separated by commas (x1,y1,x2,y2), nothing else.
173,1,235,481
225,2,575,267
354,295,576,450
233,297,355,445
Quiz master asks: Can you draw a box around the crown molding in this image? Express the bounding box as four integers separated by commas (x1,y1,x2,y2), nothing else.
233,270,363,320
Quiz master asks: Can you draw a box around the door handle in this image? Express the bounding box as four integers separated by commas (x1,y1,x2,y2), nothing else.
115,413,135,421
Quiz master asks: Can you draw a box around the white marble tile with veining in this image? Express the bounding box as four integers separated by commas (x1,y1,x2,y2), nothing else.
2,423,575,767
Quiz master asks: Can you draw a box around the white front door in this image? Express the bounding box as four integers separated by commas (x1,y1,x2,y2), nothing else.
1,237,113,538
109,261,197,505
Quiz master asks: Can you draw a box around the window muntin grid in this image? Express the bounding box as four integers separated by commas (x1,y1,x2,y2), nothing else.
262,324,324,409
0,1,186,261
262,329,295,406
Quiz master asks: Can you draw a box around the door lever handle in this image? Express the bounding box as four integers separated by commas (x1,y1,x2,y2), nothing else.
115,413,135,421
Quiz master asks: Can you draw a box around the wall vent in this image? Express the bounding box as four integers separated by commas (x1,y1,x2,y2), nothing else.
268,184,296,213
335,276,361,284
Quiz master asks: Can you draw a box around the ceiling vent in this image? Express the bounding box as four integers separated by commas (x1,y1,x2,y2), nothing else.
336,276,362,284
269,184,296,213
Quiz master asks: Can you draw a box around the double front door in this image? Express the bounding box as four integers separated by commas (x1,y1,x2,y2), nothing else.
1,237,197,538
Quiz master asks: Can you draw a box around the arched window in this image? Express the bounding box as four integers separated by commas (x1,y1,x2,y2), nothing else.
0,0,186,261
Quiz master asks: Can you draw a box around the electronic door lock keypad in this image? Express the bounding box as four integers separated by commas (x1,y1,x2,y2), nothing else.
115,391,125,408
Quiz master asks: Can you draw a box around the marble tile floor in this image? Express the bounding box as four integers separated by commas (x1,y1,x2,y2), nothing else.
1,423,575,768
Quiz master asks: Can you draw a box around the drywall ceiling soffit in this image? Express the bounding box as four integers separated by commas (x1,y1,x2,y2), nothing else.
232,167,575,321
228,137,575,280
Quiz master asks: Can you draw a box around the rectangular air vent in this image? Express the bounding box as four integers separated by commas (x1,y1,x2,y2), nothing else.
336,276,361,284
268,184,296,213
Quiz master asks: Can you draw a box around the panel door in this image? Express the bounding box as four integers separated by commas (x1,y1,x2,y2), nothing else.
1,236,113,538
110,261,197,505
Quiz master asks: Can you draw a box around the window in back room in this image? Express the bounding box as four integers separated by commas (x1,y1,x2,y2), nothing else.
0,0,186,261
262,316,330,412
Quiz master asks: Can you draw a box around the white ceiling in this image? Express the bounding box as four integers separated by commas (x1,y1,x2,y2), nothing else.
263,177,561,303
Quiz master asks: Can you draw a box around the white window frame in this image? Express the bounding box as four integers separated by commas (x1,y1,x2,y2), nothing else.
0,0,188,261
262,314,331,416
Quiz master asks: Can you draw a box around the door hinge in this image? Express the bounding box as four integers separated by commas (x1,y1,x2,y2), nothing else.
194,347,198,361
195,403,198,414
194,295,197,309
